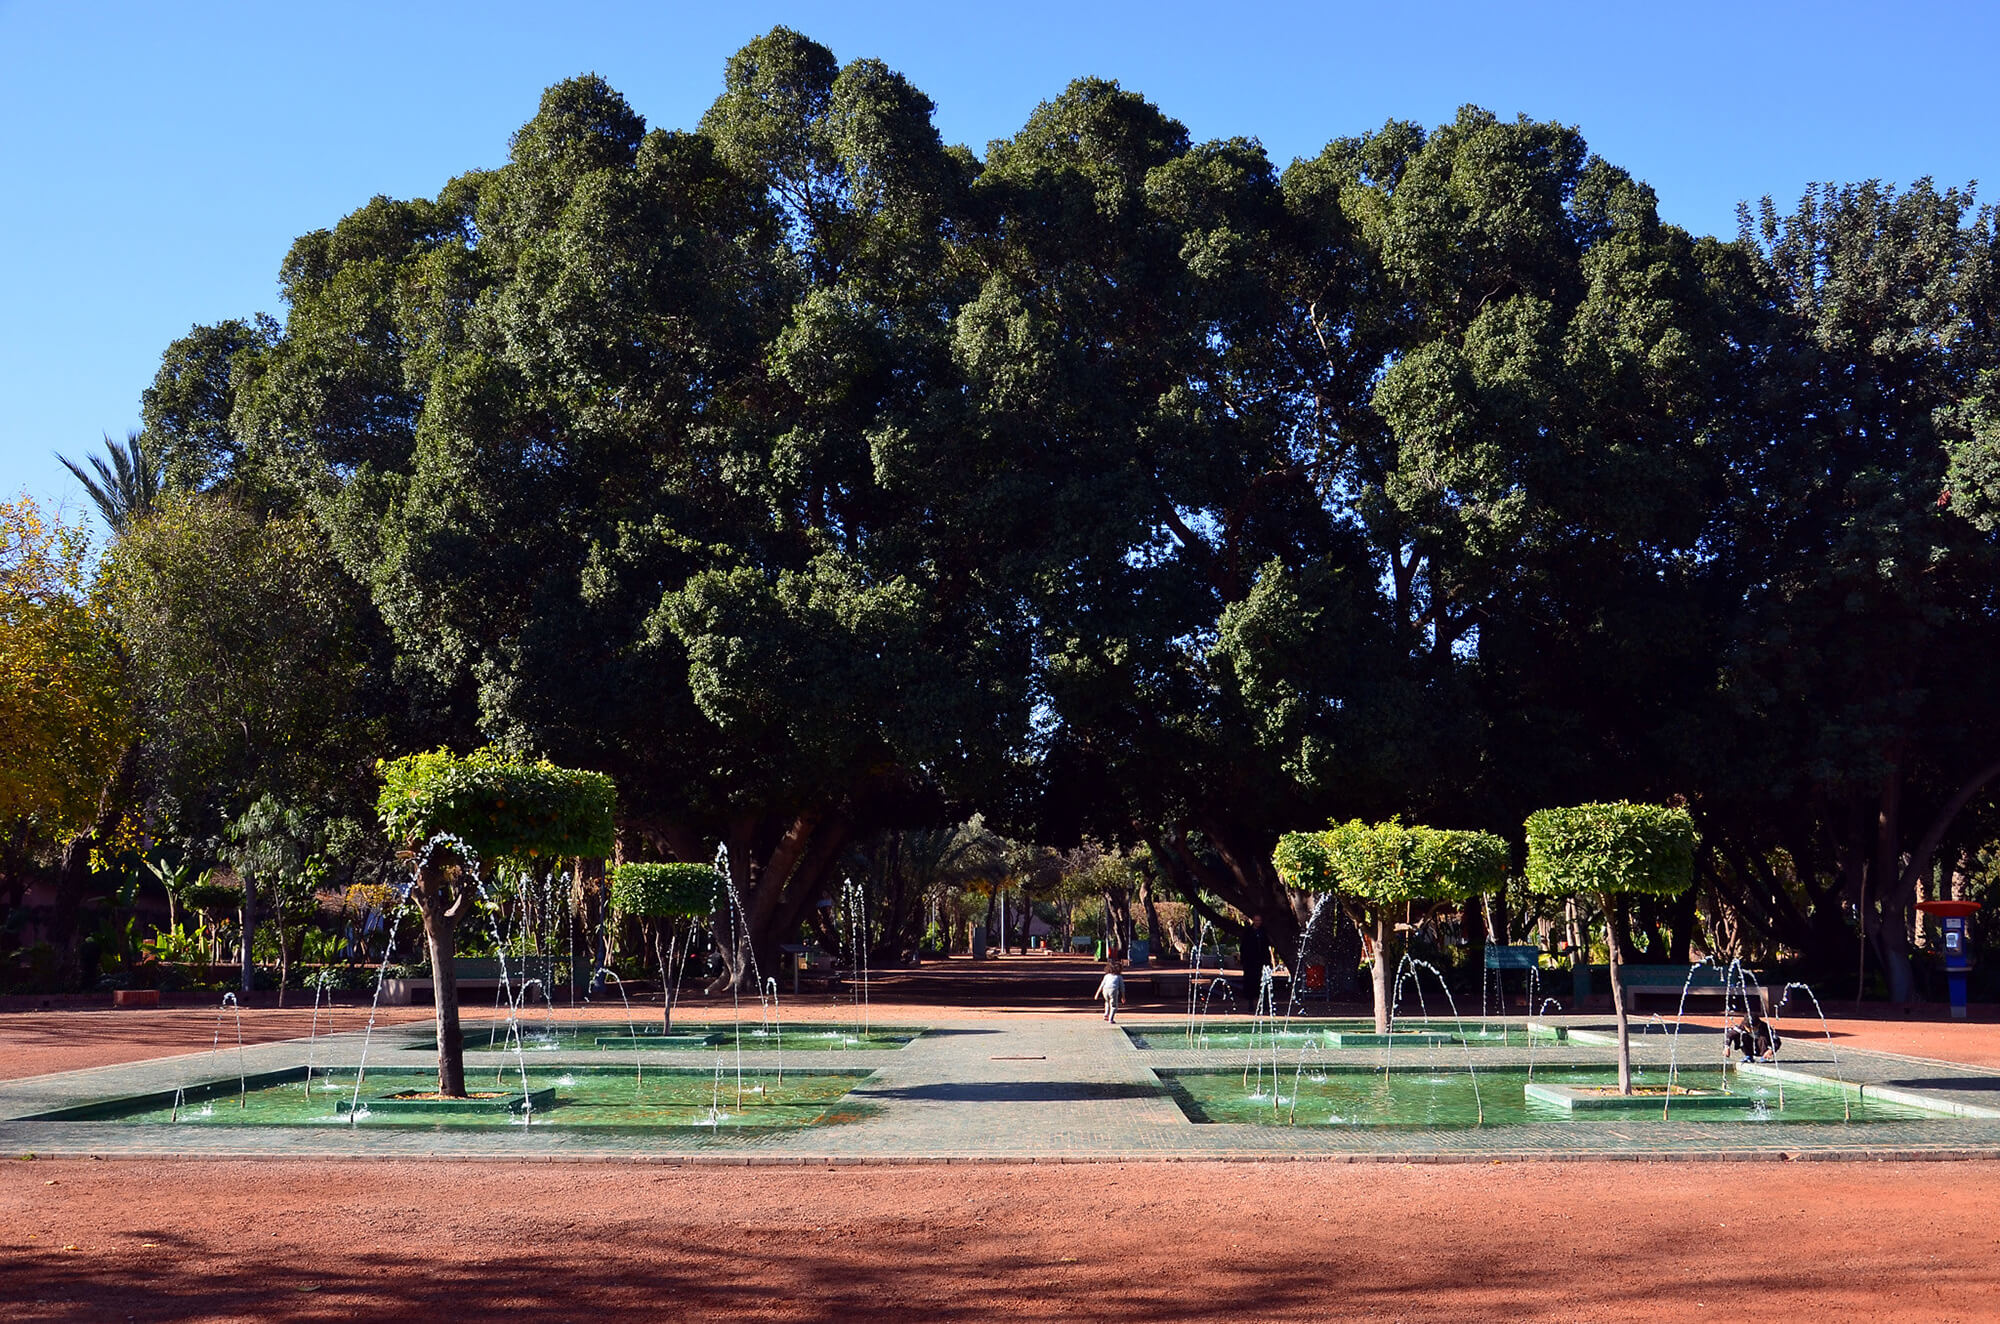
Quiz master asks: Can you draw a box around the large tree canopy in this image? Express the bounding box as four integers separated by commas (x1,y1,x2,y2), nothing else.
84,28,1999,1004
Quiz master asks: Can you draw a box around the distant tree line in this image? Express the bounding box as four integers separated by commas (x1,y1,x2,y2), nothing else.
6,27,1998,998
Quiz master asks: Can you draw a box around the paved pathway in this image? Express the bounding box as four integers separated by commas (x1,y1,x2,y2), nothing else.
7,1013,2000,1163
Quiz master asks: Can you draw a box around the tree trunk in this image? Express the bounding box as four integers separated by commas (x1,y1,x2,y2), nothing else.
709,812,852,993
654,923,672,1030
239,870,257,995
1603,892,1633,1095
416,861,465,1098
1666,885,1696,965
52,835,94,992
1873,765,1917,1004
1196,819,1301,961
1140,874,1168,965
275,905,289,1008
49,745,138,992
1898,757,2000,901
1371,913,1392,1035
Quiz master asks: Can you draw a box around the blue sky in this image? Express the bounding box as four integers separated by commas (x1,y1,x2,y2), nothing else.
4,0,1994,523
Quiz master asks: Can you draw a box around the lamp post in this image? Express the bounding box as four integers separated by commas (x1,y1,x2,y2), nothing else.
1916,899,1982,1019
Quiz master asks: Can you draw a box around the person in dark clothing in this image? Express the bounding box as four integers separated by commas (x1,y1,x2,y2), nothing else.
1241,916,1269,1005
1723,1011,1781,1062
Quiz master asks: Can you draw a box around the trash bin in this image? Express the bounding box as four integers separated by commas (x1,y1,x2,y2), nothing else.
1128,940,1149,968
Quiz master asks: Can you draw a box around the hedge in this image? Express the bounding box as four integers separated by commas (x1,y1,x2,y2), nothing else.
611,862,718,919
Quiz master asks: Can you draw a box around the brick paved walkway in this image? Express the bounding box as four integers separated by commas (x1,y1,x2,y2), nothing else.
6,1012,2000,1163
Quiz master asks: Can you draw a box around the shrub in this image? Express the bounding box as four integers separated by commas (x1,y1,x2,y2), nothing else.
611,863,718,918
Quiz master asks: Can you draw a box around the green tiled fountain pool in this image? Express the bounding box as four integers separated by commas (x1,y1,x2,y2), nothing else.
417,1022,925,1053
1159,1065,1934,1127
1125,1019,1564,1050
29,1065,876,1131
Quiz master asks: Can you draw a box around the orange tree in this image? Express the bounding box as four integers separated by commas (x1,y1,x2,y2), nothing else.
1524,802,1696,1094
1276,821,1506,1033
377,748,615,1096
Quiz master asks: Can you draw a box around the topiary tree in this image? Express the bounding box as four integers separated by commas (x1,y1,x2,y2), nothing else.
1276,821,1507,1033
378,748,616,1097
610,862,718,1030
1524,802,1697,1094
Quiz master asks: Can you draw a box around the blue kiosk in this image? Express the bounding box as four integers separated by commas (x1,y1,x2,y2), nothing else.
1917,899,1982,1019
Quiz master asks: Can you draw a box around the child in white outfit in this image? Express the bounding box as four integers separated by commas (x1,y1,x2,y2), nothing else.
1095,959,1125,1022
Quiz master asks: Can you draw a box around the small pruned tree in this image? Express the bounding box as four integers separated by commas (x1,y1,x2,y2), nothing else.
1276,821,1507,1033
610,862,718,1029
378,748,616,1096
1524,802,1697,1094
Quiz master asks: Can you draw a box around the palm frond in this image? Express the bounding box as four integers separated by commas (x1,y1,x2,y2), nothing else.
55,430,160,533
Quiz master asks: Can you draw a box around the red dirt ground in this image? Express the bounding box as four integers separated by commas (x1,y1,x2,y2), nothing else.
7,1158,2000,1321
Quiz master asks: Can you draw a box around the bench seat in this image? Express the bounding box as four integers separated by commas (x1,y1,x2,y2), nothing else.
1618,964,1775,1015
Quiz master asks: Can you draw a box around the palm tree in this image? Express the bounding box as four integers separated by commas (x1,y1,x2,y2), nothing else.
56,430,160,534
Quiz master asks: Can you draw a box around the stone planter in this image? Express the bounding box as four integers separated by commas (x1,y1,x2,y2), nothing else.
1524,1081,1752,1112
336,1085,557,1116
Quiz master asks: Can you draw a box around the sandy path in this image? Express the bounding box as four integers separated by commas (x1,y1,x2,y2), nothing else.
0,1008,445,1082
1678,1010,2000,1069
7,1159,1999,1321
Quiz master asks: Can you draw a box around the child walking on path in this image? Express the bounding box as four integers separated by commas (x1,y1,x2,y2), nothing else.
1095,955,1126,1023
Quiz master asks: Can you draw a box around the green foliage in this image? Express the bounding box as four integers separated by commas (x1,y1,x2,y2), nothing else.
1944,372,2000,532
175,874,240,913
102,493,379,837
610,862,718,918
1272,830,1338,894
1319,820,1509,908
1522,802,1696,901
56,431,160,534
142,922,210,968
225,794,318,890
141,316,279,493
376,747,616,862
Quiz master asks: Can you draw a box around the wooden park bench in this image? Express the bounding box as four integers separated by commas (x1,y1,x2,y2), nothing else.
1617,964,1776,1015
386,956,558,1004
779,944,841,995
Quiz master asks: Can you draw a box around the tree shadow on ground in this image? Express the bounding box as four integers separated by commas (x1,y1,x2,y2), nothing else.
9,1211,1995,1324
855,1081,1164,1102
